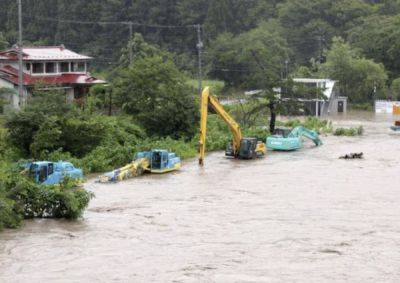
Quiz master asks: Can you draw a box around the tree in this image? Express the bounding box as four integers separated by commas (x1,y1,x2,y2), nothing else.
118,33,167,69
113,55,198,138
390,78,400,100
209,21,290,90
277,0,372,65
321,37,388,103
0,32,8,50
348,14,400,78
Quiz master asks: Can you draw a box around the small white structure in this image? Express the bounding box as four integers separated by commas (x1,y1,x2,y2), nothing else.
293,78,347,116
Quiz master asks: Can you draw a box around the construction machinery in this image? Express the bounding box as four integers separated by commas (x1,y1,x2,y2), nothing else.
99,150,181,183
199,87,266,165
24,161,83,185
266,126,322,151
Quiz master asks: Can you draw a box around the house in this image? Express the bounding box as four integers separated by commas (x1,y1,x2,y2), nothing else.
0,45,105,109
292,78,347,116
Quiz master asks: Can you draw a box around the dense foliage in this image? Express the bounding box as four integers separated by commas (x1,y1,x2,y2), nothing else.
320,37,388,103
113,54,198,138
1,0,400,102
0,161,93,230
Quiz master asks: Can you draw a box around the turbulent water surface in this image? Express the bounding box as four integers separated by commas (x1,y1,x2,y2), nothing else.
1,112,400,282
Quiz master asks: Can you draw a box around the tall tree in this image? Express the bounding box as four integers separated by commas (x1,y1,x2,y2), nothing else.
321,37,388,103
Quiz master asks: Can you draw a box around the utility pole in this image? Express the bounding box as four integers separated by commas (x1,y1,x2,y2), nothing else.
17,0,24,108
128,21,133,66
196,24,203,95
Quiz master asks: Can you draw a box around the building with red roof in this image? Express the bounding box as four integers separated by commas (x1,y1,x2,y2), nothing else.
0,45,105,109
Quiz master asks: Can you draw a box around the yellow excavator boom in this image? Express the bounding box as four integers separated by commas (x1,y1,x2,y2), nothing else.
98,157,150,183
199,87,243,166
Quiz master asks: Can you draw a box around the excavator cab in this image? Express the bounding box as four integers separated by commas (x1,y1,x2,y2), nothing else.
151,150,169,170
238,138,259,159
25,161,83,185
226,138,264,159
273,128,291,138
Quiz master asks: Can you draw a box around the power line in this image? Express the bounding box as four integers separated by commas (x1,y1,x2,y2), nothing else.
22,15,197,29
17,0,24,109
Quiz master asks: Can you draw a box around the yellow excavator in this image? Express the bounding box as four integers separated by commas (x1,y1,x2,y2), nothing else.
199,87,266,166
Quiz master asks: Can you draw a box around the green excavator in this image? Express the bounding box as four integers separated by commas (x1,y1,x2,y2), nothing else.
267,126,322,151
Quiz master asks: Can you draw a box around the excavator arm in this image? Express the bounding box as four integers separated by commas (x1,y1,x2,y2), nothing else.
199,87,242,166
289,126,322,146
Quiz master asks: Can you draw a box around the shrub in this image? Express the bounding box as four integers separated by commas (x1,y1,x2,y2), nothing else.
0,165,93,231
279,117,332,134
334,126,364,136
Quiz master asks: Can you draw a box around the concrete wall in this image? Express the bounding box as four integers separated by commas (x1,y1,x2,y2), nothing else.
330,97,347,114
0,79,19,110
66,88,74,103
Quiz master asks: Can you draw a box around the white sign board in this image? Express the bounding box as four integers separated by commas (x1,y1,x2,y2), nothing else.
375,100,400,113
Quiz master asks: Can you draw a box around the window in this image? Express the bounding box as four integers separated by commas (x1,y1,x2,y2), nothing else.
25,63,31,71
48,163,54,175
45,62,56,73
60,62,69,73
32,63,44,74
77,62,85,72
71,62,85,72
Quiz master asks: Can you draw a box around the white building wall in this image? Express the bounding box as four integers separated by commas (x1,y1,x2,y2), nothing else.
66,88,75,103
0,78,19,109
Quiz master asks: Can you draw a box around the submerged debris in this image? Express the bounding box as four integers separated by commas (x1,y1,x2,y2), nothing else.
339,152,363,159
319,248,343,255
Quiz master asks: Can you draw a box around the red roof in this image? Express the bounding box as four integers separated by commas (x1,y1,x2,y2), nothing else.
0,46,92,61
0,65,105,86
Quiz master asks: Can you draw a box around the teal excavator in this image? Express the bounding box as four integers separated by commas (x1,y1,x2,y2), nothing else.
267,126,322,151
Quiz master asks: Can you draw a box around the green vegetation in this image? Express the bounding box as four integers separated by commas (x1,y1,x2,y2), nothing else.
186,79,225,96
209,21,290,90
334,126,364,136
0,165,92,230
2,1,400,102
113,53,198,138
349,103,374,111
277,117,333,134
390,78,400,101
320,37,387,103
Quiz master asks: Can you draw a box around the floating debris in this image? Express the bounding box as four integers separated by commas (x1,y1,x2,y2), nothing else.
339,152,363,159
319,248,342,255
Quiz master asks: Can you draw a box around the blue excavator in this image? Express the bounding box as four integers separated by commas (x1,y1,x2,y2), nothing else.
267,126,322,151
24,161,83,185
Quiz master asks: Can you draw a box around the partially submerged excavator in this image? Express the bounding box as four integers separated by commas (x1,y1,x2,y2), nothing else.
267,126,322,151
99,150,181,183
199,87,266,165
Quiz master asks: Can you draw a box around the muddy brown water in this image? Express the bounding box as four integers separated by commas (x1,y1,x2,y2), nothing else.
1,112,400,282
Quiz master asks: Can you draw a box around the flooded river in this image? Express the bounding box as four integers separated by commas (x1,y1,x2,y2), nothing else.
1,112,400,282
